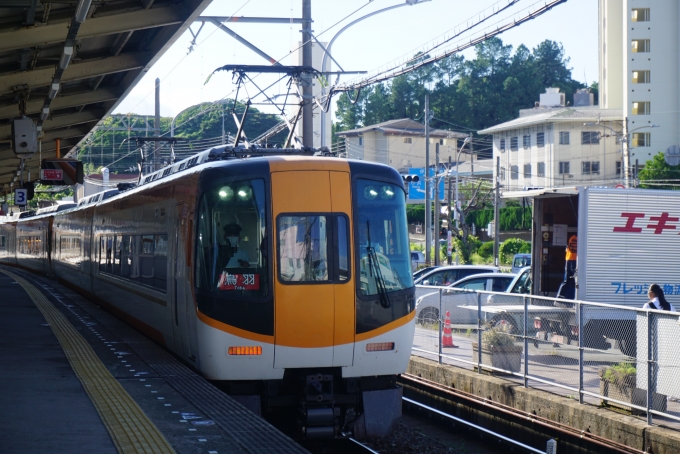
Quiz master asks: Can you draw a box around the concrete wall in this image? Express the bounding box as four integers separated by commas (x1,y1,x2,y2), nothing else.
408,356,680,454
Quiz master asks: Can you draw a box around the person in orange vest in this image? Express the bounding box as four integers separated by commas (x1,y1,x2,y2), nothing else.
564,234,577,281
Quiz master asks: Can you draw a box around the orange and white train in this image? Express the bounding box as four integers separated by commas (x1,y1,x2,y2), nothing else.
0,147,416,438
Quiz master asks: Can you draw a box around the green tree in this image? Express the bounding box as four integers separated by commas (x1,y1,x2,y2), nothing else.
638,152,680,190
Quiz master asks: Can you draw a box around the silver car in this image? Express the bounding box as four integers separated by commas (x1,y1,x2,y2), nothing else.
415,271,512,326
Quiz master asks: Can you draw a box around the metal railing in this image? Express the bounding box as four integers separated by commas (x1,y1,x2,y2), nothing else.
411,285,680,426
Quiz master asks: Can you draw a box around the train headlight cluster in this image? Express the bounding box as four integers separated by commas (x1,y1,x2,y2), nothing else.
380,185,394,200
237,186,252,200
228,346,262,355
218,186,234,200
364,186,378,200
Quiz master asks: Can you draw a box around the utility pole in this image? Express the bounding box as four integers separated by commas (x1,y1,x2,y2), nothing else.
301,0,313,148
154,77,161,171
424,94,431,265
447,155,453,265
623,116,630,188
494,156,500,267
434,143,440,266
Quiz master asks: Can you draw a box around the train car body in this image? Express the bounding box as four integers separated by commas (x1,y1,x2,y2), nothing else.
0,151,415,438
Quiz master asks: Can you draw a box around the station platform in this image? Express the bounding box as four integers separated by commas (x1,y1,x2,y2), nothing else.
0,265,308,454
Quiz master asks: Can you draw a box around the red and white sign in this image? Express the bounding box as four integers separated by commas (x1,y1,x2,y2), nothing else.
41,169,63,181
217,272,260,291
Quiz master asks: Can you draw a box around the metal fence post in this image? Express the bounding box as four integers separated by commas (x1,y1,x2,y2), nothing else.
477,291,482,374
438,288,443,364
523,295,528,387
578,303,584,404
647,311,653,425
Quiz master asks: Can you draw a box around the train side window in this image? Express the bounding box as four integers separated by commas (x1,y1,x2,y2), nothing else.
0,235,5,249
336,215,350,282
278,215,329,283
153,234,168,291
112,235,122,276
120,235,131,277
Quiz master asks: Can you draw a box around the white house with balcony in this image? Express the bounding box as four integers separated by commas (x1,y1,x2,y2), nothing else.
479,89,624,192
336,119,469,172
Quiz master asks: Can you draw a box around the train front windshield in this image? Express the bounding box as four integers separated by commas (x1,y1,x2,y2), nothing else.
356,179,414,296
196,178,269,298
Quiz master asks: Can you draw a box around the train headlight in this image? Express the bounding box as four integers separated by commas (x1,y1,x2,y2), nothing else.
364,185,378,200
218,186,234,200
237,186,252,200
380,185,394,200
228,346,262,355
366,342,394,352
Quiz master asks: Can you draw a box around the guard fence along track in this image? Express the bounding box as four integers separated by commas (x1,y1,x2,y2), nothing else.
400,373,645,454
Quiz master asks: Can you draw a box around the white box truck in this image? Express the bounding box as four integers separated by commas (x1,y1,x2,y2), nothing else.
491,186,680,356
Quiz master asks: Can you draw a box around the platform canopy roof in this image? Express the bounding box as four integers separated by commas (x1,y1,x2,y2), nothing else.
0,0,211,196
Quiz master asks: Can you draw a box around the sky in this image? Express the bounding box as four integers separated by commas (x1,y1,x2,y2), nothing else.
113,0,599,123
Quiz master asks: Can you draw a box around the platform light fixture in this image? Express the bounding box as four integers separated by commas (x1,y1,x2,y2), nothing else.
40,107,49,121
48,83,60,100
74,0,93,23
59,41,74,70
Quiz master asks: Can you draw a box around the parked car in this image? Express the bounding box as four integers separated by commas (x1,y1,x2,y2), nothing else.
415,273,516,325
511,253,531,274
410,251,425,272
414,265,499,286
412,265,439,281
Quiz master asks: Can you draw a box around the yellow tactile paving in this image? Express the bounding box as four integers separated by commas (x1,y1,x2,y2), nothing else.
1,268,175,454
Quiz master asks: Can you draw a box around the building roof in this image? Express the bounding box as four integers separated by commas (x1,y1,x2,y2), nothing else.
478,107,623,135
337,118,468,139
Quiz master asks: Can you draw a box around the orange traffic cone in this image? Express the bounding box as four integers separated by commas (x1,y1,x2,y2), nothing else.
441,311,458,348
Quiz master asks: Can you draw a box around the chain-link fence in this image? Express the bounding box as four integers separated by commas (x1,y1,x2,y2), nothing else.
411,284,680,426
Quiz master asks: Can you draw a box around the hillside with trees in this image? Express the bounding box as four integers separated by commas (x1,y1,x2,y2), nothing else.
334,38,592,143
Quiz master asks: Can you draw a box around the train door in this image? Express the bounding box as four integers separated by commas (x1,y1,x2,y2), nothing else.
172,202,195,360
271,170,355,368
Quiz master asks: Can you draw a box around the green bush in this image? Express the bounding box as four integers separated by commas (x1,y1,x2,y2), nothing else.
477,241,494,259
499,238,529,264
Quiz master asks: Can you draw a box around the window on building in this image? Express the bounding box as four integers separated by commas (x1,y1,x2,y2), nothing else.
559,131,569,145
631,8,650,22
403,137,413,144
536,132,545,148
632,70,650,84
632,132,651,147
581,131,600,144
510,136,518,151
523,135,531,149
537,162,545,177
511,165,518,180
559,162,570,175
523,164,531,178
499,138,506,152
358,137,363,145
439,139,446,145
500,167,506,180
631,39,650,53
616,161,622,176
582,161,600,175
632,101,650,115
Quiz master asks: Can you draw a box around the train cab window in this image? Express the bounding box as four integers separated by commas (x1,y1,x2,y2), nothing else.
0,235,5,250
196,178,268,297
337,216,350,282
278,215,329,282
356,179,413,296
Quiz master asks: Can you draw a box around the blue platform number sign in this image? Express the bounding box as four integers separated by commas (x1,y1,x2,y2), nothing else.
15,188,27,206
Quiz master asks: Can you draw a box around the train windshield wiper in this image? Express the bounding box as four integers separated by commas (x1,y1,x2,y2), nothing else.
367,246,391,309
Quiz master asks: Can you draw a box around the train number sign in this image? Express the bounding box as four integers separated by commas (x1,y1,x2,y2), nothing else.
41,169,63,181
218,272,260,290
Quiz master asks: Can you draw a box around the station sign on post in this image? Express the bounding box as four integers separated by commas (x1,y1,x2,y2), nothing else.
40,159,84,185
14,188,27,206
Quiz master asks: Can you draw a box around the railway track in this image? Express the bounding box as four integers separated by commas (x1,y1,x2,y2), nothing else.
400,373,646,454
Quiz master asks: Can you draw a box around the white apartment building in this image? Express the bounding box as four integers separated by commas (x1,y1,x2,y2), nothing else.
599,1,680,165
480,91,624,191
336,119,468,171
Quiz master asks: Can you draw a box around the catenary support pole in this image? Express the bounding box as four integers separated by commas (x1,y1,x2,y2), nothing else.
447,155,453,264
154,77,161,170
301,0,313,148
434,143,440,266
424,94,431,265
494,156,500,267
